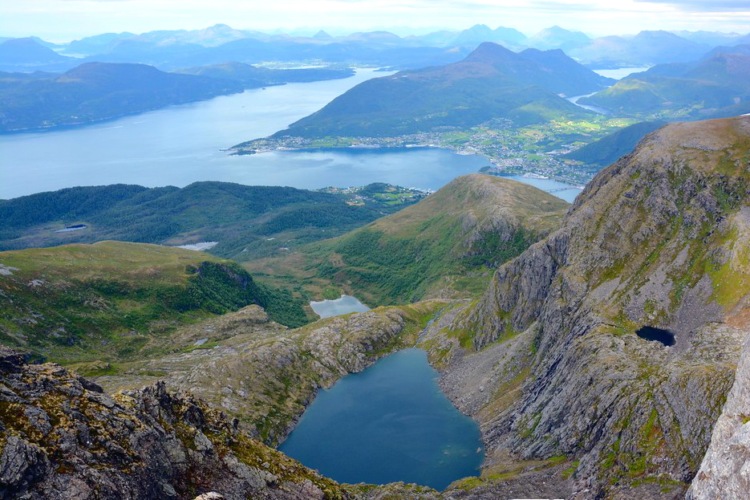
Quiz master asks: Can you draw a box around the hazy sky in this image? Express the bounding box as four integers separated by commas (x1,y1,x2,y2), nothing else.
2,0,749,42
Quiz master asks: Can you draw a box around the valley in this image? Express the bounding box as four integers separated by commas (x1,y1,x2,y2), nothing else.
3,115,749,498
2,15,750,500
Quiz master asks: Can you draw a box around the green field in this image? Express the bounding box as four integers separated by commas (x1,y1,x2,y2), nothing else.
0,241,307,364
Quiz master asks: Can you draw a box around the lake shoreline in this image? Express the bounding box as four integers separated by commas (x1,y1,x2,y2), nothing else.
279,347,484,489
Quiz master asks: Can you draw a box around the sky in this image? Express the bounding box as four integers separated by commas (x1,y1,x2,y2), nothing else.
1,0,749,43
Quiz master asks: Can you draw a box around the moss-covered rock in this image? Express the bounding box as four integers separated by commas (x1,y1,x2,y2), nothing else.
0,346,346,499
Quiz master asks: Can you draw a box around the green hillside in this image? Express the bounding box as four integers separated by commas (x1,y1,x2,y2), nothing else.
178,61,354,87
0,181,425,260
0,241,307,364
250,42,608,139
580,48,750,119
247,174,569,305
0,62,244,133
563,120,666,167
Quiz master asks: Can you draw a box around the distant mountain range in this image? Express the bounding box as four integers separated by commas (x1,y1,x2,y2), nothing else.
0,37,75,72
0,62,245,133
177,62,353,86
568,30,711,67
451,24,528,50
265,42,611,138
2,24,749,74
0,59,357,133
528,25,591,52
579,45,750,119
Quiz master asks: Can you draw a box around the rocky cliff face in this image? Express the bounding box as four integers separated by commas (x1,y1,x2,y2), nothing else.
3,117,749,499
429,116,750,497
95,303,428,445
0,347,344,499
687,334,750,499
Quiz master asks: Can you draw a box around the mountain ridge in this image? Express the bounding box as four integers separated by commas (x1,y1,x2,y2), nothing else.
0,347,346,499
0,62,244,133
265,42,610,139
0,181,425,261
245,174,569,306
580,45,750,119
425,115,750,497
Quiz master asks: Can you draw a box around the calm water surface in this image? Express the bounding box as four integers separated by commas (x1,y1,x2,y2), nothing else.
279,348,483,489
504,174,581,203
0,69,391,198
0,68,580,202
593,67,651,80
309,295,370,318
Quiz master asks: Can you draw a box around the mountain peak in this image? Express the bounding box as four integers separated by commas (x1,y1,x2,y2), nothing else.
529,26,591,50
541,25,571,34
464,41,518,64
465,24,494,35
630,115,750,173
0,37,67,65
60,61,161,82
313,30,333,39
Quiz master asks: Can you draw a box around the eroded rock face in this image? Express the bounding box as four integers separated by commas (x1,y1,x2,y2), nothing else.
431,116,750,497
687,335,750,499
0,346,344,499
96,306,411,445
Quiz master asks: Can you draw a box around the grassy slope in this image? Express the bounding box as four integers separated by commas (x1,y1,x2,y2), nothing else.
246,174,569,306
563,120,666,167
0,241,306,365
261,43,601,139
0,181,425,261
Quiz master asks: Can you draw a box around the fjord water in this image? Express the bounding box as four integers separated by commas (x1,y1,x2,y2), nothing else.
0,69,581,202
1,68,482,199
279,348,484,489
504,174,581,203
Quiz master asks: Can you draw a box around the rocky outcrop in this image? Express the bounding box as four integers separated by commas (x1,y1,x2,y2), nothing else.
0,346,344,499
95,305,417,445
4,117,749,499
435,116,750,496
687,334,750,499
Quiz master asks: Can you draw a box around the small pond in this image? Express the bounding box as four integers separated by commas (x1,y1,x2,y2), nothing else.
636,326,676,347
309,295,370,319
278,348,484,489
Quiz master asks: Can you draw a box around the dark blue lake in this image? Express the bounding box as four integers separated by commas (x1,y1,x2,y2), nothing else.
279,348,484,489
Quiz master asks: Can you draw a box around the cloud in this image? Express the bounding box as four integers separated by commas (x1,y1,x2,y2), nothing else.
3,0,750,41
634,0,750,11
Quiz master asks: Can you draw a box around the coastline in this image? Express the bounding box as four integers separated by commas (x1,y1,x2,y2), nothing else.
230,133,592,189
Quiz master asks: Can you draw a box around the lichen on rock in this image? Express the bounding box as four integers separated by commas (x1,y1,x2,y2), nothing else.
0,346,345,499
